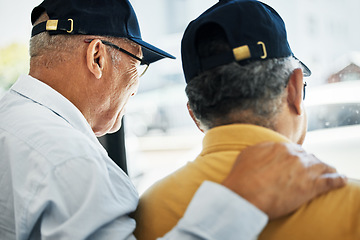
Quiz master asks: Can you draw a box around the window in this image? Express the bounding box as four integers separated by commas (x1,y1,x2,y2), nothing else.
307,103,360,131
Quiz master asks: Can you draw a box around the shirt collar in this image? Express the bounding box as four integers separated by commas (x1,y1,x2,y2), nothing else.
10,75,100,145
202,124,290,155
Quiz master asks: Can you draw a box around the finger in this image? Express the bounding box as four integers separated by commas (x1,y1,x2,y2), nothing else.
320,162,337,174
315,173,347,196
307,159,338,174
301,152,338,174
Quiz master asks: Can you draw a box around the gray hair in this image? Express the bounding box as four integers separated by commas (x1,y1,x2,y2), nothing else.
186,57,301,130
29,13,132,66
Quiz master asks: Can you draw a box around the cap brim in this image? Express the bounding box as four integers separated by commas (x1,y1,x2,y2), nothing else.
293,56,311,77
129,37,175,64
300,61,311,77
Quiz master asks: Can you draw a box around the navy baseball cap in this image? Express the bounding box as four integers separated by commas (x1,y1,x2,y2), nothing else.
181,0,311,83
31,0,175,64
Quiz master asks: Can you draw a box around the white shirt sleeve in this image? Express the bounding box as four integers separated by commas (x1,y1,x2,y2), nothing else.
158,181,268,240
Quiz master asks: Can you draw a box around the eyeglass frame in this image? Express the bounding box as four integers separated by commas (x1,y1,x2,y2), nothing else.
84,39,150,77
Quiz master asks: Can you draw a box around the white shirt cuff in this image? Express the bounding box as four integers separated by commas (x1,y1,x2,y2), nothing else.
176,181,268,240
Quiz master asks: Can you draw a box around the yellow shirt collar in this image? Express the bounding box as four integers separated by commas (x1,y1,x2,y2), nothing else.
202,124,291,155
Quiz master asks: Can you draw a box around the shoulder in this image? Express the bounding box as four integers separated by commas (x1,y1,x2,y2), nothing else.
321,179,360,206
261,180,360,239
314,179,360,203
298,180,360,221
0,93,104,165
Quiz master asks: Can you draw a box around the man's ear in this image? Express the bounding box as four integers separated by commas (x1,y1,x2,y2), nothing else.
187,102,205,133
286,68,304,116
86,39,106,79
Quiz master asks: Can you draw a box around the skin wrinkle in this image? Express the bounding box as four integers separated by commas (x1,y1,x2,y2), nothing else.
91,45,140,136
29,12,142,137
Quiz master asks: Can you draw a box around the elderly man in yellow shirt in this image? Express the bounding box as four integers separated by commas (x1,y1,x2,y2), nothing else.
133,0,360,239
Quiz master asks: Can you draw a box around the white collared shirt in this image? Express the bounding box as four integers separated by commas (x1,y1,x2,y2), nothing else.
0,75,267,240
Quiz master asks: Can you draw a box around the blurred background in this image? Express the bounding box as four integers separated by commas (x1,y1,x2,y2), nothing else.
1,0,360,194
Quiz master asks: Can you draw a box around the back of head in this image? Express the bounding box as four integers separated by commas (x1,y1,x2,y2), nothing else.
182,0,310,130
185,24,298,129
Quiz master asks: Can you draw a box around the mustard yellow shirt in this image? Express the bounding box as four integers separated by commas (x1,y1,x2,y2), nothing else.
134,124,360,240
